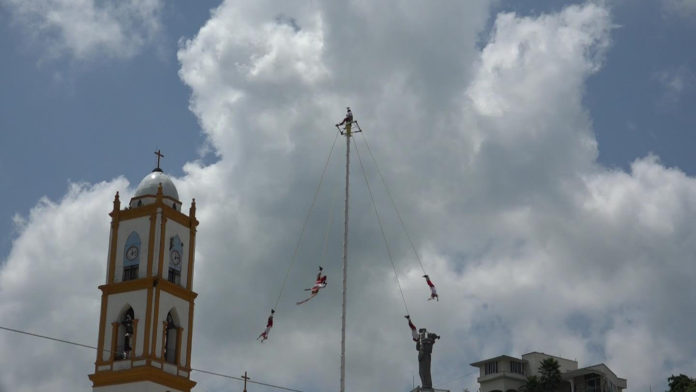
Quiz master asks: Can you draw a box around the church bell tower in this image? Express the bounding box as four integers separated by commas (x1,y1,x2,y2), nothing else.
89,155,199,392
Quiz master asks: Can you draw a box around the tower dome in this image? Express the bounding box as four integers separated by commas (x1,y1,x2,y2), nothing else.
129,169,182,211
133,170,179,201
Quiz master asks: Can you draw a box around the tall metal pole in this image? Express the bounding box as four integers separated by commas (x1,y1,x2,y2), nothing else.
340,126,351,392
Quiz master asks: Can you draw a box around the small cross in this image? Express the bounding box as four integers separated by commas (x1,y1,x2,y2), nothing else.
154,149,165,171
242,371,250,392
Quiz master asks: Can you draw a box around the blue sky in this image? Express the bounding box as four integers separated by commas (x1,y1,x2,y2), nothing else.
1,1,695,391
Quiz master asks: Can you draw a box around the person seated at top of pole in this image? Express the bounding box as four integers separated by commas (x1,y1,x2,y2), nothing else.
335,107,354,135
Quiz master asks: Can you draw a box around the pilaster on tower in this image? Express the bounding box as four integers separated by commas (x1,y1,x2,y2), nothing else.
89,165,199,392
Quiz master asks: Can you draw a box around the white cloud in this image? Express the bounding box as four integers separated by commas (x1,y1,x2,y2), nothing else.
1,0,163,60
2,1,696,392
0,179,126,392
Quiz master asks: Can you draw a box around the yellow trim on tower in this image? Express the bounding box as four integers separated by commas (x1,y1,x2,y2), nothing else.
88,365,196,391
147,212,157,277
158,278,198,301
157,215,167,279
150,285,162,357
186,221,197,291
107,221,119,284
143,285,153,361
107,192,120,283
110,321,119,366
95,293,109,368
119,202,158,219
99,277,152,294
132,318,139,359
176,326,183,366
186,301,194,368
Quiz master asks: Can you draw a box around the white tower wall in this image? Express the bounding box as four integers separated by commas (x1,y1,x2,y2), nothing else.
89,172,198,392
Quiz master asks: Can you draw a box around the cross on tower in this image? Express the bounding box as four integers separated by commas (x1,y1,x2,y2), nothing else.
242,371,250,392
154,149,165,172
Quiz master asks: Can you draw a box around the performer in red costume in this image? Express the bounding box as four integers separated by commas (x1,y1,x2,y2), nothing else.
423,275,438,301
257,309,275,342
297,266,327,305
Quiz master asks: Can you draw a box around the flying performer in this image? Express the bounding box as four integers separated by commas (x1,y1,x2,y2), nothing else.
423,275,438,301
297,266,328,305
257,309,275,342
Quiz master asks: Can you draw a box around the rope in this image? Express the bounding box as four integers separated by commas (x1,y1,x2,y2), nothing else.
273,130,341,310
319,175,342,268
0,325,304,392
360,131,428,276
352,138,410,316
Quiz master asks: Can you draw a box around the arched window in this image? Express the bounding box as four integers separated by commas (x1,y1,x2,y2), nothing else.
123,232,141,281
167,235,183,285
164,312,178,364
115,307,134,360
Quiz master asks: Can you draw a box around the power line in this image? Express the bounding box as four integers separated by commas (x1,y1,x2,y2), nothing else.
0,325,304,392
191,368,303,392
0,325,99,350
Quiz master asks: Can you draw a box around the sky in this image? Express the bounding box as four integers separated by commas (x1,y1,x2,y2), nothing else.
0,0,695,391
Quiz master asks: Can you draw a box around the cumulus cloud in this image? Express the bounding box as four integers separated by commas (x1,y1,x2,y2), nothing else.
0,179,126,392
0,0,163,60
2,1,696,392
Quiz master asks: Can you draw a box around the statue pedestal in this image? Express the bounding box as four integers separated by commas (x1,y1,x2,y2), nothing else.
409,387,450,392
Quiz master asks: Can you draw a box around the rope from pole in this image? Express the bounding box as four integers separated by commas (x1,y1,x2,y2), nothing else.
273,130,341,310
319,171,342,270
352,137,410,316
359,130,428,276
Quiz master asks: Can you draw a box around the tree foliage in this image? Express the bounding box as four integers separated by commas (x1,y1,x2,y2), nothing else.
668,374,696,392
522,358,562,392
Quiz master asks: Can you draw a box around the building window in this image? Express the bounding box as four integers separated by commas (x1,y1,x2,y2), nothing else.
485,361,498,375
115,308,134,360
586,375,600,392
123,265,138,281
164,312,178,364
168,268,181,285
510,361,524,375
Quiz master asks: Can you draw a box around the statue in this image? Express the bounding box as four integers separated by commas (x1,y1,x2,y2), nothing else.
416,327,440,390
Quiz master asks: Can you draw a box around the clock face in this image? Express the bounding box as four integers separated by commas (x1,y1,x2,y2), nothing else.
126,245,139,261
170,250,181,266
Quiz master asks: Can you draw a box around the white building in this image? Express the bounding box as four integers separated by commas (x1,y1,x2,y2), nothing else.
88,166,199,392
470,352,627,392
